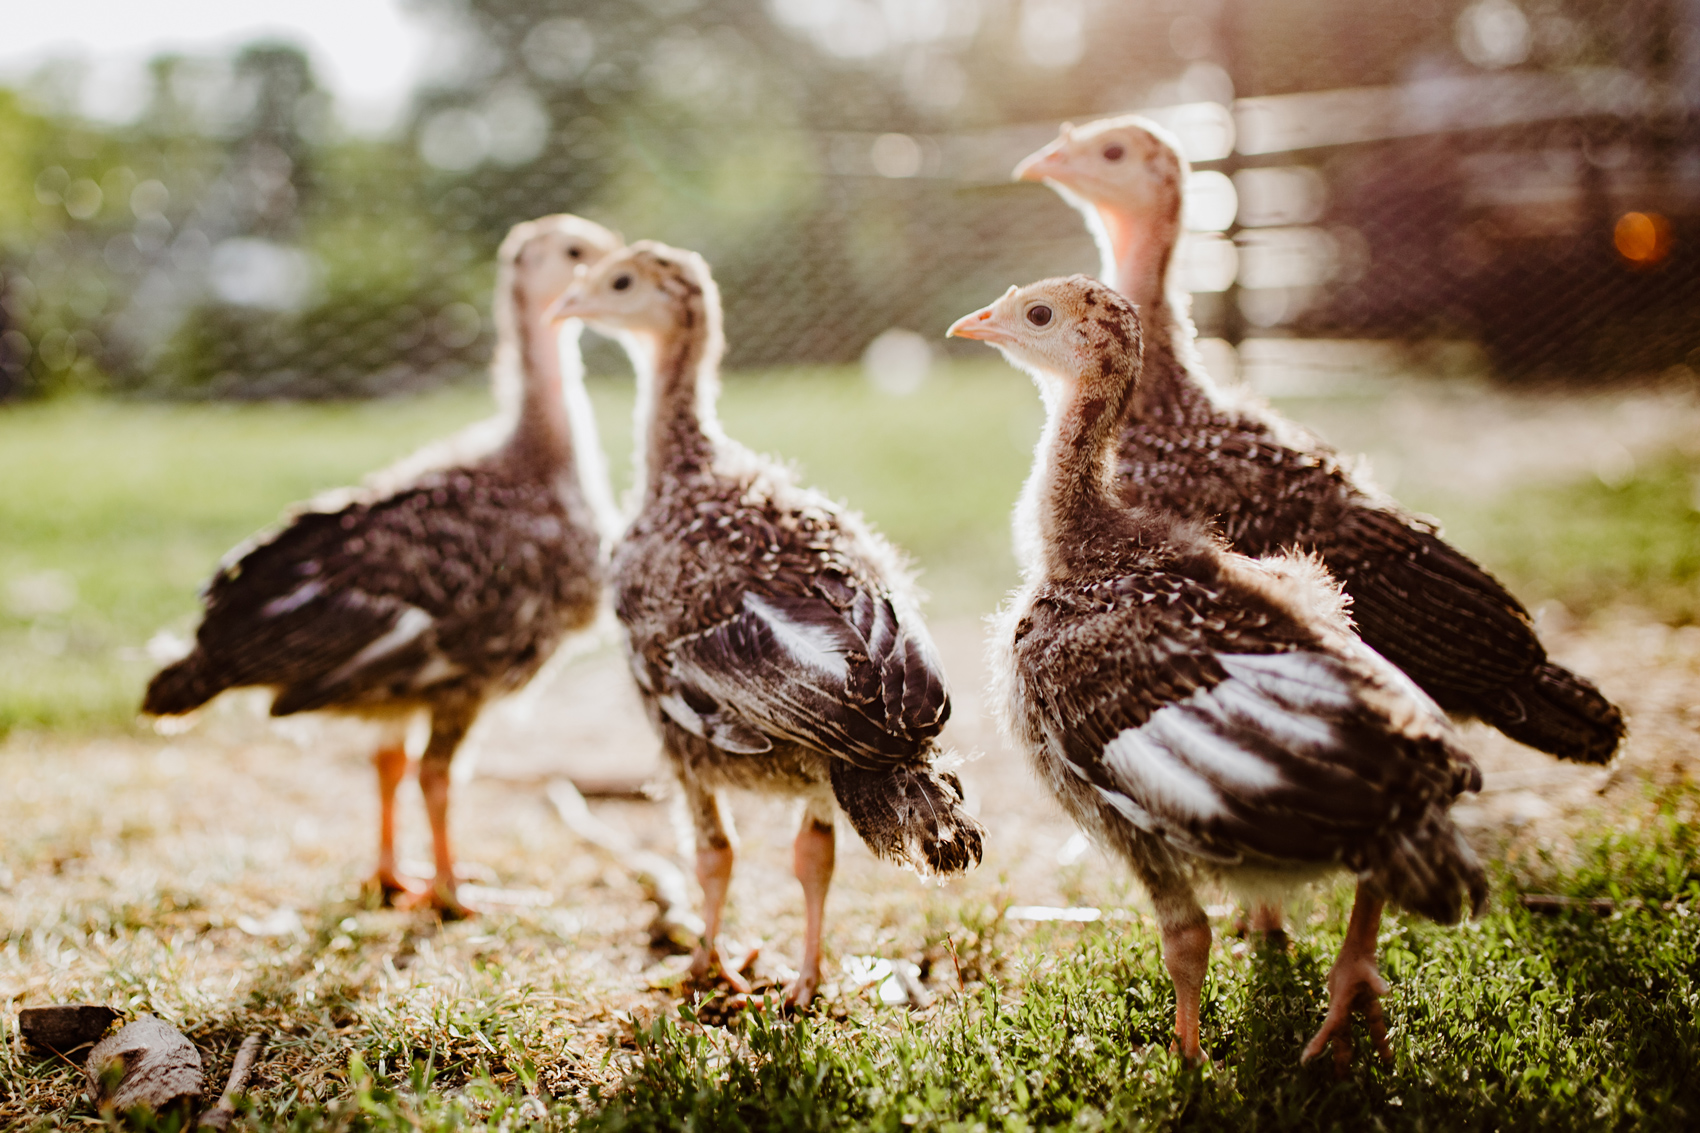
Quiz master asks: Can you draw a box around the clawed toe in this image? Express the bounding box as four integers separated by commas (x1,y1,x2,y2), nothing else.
368,870,427,907
782,971,820,1009
394,882,476,920
690,944,757,995
1303,973,1391,1074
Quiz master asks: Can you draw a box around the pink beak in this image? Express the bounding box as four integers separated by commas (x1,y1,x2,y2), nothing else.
947,305,1012,345
546,289,591,323
1013,140,1071,184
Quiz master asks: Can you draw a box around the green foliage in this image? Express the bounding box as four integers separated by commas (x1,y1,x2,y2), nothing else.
582,832,1700,1132
0,365,1040,734
1428,452,1700,625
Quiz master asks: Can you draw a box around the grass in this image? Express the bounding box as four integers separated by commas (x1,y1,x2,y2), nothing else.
0,363,1043,735
3,784,1696,1130
1428,455,1700,627
582,788,1700,1133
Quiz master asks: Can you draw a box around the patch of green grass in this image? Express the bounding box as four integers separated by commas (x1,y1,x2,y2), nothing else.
1422,454,1700,626
580,788,1700,1133
0,365,1041,735
4,790,1697,1130
3,371,1693,735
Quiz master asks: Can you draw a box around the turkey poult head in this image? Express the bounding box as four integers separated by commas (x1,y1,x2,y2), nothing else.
948,275,1144,409
1015,116,1184,224
547,240,715,337
1015,117,1186,309
498,214,624,321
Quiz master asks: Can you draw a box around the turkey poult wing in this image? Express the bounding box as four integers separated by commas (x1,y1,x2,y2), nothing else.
1117,386,1623,763
1017,576,1476,870
181,472,590,715
1326,509,1538,704
649,570,950,767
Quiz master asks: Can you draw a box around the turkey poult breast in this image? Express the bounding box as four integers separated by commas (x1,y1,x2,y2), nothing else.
554,240,980,1006
143,213,623,913
1016,116,1625,766
953,274,1484,1067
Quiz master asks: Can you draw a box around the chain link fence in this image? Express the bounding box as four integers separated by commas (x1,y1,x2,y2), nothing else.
1,0,1695,401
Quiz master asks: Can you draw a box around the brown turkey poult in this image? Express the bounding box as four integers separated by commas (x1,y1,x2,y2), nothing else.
551,241,983,1006
1014,117,1625,772
953,275,1486,1070
143,215,623,916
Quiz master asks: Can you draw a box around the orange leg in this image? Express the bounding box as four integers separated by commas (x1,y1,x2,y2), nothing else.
1160,911,1212,1063
784,814,835,1008
684,782,751,993
1302,883,1391,1072
1251,901,1288,948
370,742,425,903
396,707,474,918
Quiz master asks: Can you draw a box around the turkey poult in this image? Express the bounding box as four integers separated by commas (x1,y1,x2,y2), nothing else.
951,275,1486,1069
143,214,623,916
550,241,983,1006
1014,117,1625,771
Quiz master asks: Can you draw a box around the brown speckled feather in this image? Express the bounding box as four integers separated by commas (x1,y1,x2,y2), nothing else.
584,242,980,878
1009,521,1483,920
152,464,601,718
1116,342,1624,763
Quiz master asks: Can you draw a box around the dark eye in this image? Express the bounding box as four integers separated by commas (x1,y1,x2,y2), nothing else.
1103,144,1125,162
1026,304,1053,327
613,274,631,291
566,246,581,259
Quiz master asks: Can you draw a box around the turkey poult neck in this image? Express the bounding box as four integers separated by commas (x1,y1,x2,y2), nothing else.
503,273,587,496
1091,200,1216,428
1028,343,1145,579
632,283,721,506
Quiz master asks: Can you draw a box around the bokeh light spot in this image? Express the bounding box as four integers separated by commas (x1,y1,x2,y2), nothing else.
1614,211,1671,267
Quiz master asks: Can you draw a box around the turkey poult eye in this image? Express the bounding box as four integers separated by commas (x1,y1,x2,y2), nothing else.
567,247,581,259
613,274,632,291
1026,304,1053,327
1103,144,1125,161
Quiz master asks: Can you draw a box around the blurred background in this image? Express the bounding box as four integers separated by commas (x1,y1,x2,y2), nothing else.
1,0,1698,733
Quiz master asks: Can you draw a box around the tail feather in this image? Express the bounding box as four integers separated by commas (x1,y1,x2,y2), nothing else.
142,652,224,717
829,760,984,877
1362,810,1487,925
1486,662,1625,765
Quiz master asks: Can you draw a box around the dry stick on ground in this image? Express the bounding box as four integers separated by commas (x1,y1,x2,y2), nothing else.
85,1015,202,1118
545,778,705,947
198,1034,265,1131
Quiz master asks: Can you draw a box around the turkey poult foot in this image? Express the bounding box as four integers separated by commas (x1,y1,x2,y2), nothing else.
689,944,756,995
395,880,477,920
366,869,427,906
1302,887,1392,1074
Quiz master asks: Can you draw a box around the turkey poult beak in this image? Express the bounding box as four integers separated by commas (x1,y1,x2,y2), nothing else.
546,288,592,324
947,306,1014,345
1014,141,1071,184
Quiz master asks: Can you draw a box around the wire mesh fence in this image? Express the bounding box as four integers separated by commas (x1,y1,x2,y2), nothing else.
1,0,1695,402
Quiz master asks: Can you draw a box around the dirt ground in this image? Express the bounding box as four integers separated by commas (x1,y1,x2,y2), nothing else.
3,607,1696,1010
2,375,1698,1112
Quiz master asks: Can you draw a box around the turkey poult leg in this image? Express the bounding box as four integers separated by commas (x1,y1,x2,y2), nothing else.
1303,884,1391,1072
685,782,752,994
785,807,836,1008
370,739,424,902
1155,892,1213,1064
1250,902,1287,947
405,707,475,918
